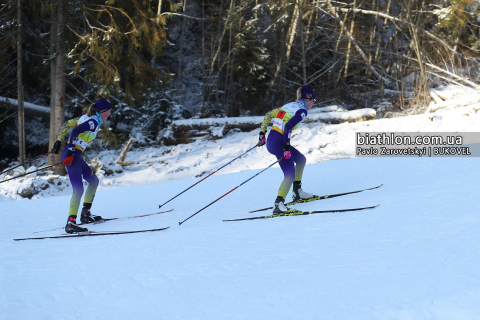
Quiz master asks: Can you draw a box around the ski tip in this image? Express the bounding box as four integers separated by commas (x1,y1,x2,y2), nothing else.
178,222,182,226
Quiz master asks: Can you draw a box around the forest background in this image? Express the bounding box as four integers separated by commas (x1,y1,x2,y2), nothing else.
1,0,479,173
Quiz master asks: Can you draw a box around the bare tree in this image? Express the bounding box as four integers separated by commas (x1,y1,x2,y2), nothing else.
54,0,67,175
48,6,57,166
17,0,25,167
176,0,188,98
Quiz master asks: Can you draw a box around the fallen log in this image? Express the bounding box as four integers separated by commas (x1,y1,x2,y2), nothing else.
169,108,376,145
304,108,376,124
425,94,480,113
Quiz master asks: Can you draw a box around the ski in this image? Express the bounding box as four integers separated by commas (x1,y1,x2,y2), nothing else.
15,227,170,241
224,204,379,222
33,208,174,234
249,184,383,213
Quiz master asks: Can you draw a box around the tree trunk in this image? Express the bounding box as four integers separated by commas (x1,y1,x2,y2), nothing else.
151,0,163,68
344,0,357,78
209,0,232,80
285,0,300,63
367,0,378,71
176,0,188,98
298,0,307,84
17,0,25,168
326,0,388,85
225,1,234,116
48,7,57,166
267,0,299,95
201,0,205,113
54,0,67,175
328,5,347,87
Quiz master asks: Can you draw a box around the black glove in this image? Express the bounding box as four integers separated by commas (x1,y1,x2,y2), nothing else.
258,132,266,146
51,140,62,154
283,141,291,152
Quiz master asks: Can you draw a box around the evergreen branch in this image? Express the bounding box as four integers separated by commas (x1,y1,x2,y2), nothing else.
156,12,204,21
66,80,94,104
0,79,17,92
0,98,17,124
0,58,17,76
74,73,95,87
84,15,108,33
84,51,118,76
65,23,88,41
84,5,139,34
0,110,17,125
0,32,17,41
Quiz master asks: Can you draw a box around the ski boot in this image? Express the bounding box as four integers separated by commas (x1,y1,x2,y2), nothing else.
292,181,314,201
65,216,88,234
80,207,103,224
273,196,289,214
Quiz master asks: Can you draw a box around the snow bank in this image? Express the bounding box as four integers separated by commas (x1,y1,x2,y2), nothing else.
1,89,479,201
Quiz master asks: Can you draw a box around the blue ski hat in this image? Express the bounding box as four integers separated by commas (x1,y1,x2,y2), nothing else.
301,85,316,100
94,98,112,113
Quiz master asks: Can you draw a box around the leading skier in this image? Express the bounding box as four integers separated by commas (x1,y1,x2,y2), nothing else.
50,98,112,233
258,85,316,214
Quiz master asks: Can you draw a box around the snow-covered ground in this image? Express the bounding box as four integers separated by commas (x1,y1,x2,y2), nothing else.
1,99,479,319
1,101,479,201
1,155,480,319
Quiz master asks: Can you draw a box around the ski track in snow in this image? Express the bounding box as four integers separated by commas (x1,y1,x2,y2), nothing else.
1,106,480,319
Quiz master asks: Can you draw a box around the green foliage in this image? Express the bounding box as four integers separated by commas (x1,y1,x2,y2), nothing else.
68,0,175,101
134,83,187,139
232,8,271,103
95,124,128,149
433,0,480,47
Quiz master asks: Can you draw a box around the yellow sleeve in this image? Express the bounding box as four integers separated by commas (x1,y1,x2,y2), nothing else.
260,108,280,133
56,118,79,142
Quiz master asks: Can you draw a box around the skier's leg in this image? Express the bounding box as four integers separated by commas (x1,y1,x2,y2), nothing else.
290,146,306,182
81,160,99,205
290,147,313,200
63,148,88,233
266,133,295,198
63,148,84,218
80,159,101,223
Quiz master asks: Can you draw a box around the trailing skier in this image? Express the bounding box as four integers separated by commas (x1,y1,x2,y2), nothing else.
50,98,112,233
258,85,316,214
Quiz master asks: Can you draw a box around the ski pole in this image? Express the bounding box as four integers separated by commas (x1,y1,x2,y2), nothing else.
179,158,281,226
159,144,259,209
0,162,62,184
1,152,53,175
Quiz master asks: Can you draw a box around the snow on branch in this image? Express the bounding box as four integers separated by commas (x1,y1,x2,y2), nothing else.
0,96,50,116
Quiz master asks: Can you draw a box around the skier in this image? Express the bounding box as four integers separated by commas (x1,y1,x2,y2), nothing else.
50,98,112,233
258,85,316,214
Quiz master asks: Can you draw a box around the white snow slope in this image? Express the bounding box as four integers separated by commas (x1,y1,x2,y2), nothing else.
1,156,480,320
1,105,480,319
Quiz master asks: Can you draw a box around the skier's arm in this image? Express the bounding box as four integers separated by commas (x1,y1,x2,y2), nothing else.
260,108,281,133
67,118,99,147
283,109,307,144
56,118,79,142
